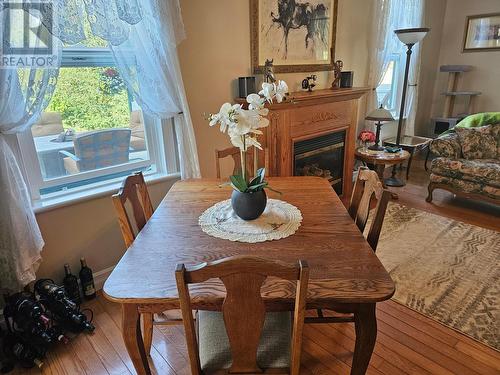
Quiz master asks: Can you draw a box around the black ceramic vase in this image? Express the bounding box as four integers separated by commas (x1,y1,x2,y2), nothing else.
231,189,267,221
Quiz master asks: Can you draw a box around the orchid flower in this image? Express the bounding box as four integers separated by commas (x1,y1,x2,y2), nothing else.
259,82,275,103
208,81,288,154
275,80,288,103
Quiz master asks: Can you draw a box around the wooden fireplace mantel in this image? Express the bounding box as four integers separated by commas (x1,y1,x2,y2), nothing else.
239,87,369,197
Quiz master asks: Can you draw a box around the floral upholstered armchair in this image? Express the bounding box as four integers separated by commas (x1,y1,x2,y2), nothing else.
426,124,500,204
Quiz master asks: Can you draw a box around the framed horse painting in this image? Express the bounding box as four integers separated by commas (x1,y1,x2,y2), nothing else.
250,0,338,73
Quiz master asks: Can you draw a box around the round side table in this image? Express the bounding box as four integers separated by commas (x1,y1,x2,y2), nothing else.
354,148,411,199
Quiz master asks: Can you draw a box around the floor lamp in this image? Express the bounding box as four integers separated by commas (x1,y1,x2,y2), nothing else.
385,27,430,187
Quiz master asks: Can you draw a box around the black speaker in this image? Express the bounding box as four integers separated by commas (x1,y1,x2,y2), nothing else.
238,77,256,98
340,71,353,88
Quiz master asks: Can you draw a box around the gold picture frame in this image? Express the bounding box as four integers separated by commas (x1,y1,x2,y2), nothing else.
250,0,338,73
462,13,500,52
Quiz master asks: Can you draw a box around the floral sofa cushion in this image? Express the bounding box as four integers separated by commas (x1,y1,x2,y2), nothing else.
430,157,500,188
490,123,500,155
430,133,462,159
430,174,500,200
456,125,497,159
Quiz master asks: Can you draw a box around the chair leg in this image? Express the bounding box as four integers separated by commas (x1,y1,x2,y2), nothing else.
406,150,414,180
424,148,431,171
316,309,324,318
426,182,434,202
142,313,154,356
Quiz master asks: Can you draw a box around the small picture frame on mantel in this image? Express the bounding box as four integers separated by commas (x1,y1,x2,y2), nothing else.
462,13,500,52
250,0,338,73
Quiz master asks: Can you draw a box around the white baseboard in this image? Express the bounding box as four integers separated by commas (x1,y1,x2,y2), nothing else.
93,265,115,291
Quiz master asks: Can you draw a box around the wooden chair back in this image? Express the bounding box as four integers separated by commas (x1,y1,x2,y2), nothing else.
215,147,270,178
176,255,309,375
112,172,154,248
348,166,391,251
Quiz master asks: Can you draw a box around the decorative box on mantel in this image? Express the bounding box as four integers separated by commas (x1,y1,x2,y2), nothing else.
237,87,369,198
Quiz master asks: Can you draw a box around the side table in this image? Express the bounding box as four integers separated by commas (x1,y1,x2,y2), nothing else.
354,148,411,199
382,135,433,178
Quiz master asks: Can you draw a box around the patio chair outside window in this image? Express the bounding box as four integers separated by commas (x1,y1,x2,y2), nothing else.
61,129,132,174
31,112,64,137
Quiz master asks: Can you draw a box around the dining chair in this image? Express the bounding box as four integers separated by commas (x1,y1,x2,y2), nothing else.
311,166,391,323
112,172,182,355
176,255,309,375
348,166,391,252
215,146,270,178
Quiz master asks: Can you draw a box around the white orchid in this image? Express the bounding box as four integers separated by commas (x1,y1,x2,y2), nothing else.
259,82,275,103
207,81,288,180
209,103,240,133
236,108,269,131
275,80,288,103
246,93,265,110
229,133,263,152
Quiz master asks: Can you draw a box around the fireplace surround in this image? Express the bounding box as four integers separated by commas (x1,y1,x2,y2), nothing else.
239,87,369,198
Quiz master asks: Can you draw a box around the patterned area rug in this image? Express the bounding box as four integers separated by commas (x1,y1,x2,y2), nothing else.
375,203,500,351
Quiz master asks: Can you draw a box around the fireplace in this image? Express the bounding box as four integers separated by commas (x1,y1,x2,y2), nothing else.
294,131,346,195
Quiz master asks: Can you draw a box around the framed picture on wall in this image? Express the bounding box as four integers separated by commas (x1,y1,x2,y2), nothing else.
250,0,338,73
463,13,500,52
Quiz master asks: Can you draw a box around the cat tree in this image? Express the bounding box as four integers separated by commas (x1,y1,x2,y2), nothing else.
431,65,481,136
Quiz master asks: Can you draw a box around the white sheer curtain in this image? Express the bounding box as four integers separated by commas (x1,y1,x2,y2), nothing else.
367,0,424,135
366,0,393,118
111,0,200,178
0,66,59,291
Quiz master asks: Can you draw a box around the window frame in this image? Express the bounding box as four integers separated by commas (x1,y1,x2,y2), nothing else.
17,47,179,203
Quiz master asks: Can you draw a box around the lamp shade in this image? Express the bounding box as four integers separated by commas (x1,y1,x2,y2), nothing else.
394,27,430,45
365,106,394,122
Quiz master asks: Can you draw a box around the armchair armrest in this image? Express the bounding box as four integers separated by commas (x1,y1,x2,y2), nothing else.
59,150,81,162
430,133,462,159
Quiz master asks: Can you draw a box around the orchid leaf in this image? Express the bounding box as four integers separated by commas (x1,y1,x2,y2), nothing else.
256,167,265,183
247,182,268,191
229,174,248,192
248,175,261,187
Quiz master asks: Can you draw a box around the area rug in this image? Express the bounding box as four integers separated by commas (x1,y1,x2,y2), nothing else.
375,203,500,351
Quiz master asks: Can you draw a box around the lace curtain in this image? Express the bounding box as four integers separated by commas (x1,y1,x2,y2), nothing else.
367,0,424,135
0,0,198,291
111,0,200,178
0,66,59,291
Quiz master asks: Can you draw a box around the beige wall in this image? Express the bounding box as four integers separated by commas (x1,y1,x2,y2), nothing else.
414,0,448,136
178,0,373,178
428,0,500,132
35,179,177,283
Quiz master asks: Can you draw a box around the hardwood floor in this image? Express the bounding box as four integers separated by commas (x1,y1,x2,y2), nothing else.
12,158,500,374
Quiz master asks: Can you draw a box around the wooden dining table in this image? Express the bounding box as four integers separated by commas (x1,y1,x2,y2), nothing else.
103,177,395,375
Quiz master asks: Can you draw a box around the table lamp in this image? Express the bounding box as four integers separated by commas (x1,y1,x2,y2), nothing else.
386,27,430,187
365,105,394,151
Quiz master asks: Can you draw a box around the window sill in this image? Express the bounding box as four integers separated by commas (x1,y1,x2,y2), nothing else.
33,172,181,214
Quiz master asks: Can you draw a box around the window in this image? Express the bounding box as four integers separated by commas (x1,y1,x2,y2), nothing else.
375,53,402,116
18,46,178,202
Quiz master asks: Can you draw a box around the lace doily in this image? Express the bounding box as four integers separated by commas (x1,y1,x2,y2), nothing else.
199,199,303,243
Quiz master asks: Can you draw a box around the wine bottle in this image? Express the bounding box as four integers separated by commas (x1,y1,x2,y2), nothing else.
3,334,44,369
63,264,81,305
79,258,96,300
